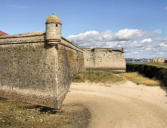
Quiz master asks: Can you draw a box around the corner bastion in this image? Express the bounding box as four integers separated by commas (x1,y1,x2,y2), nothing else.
0,14,84,109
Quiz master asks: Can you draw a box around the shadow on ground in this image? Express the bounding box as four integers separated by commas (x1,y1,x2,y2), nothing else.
0,97,90,128
24,105,58,114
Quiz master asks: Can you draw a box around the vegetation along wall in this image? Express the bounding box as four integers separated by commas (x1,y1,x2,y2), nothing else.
127,63,167,86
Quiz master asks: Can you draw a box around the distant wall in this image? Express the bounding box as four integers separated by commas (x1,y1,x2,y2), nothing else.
0,33,84,109
152,57,167,63
83,48,126,72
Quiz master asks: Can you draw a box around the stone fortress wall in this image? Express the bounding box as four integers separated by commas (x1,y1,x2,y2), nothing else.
0,13,126,109
0,14,84,109
83,48,126,72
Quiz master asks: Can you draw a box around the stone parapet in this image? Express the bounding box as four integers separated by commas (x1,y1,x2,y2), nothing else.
0,32,45,45
61,37,83,53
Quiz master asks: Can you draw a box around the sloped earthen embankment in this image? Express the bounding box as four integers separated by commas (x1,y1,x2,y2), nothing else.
126,63,167,86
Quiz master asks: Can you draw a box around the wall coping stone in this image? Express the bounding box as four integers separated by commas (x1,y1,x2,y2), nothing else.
0,32,84,53
61,37,83,53
0,32,45,39
82,48,124,53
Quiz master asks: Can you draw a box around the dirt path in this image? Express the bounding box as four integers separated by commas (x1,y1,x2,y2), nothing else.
63,81,167,128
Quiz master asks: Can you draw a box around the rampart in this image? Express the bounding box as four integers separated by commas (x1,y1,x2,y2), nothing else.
0,13,126,109
0,32,84,109
83,48,126,72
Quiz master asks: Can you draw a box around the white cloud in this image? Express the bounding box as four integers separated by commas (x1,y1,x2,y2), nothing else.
113,29,144,40
145,47,152,51
67,29,166,58
141,38,152,43
159,43,167,48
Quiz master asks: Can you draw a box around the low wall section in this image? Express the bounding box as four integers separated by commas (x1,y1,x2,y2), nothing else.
83,48,126,72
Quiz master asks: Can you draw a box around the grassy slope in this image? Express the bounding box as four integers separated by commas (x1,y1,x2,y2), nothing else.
73,70,160,86
121,72,160,86
0,97,90,128
132,63,167,69
73,70,125,83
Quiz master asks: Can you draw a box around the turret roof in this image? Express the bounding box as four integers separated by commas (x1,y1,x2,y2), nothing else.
46,13,62,24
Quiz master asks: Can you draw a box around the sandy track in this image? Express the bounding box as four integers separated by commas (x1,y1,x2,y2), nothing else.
63,81,167,128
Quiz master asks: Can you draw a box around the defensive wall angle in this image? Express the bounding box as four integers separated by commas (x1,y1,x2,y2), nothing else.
0,13,126,109
0,13,84,109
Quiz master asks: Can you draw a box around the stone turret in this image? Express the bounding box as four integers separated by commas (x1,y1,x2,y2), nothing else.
121,48,125,53
45,13,62,45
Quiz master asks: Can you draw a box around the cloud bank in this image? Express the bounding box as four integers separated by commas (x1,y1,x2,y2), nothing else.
67,29,167,58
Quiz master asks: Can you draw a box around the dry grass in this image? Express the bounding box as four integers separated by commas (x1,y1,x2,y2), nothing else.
73,70,125,83
73,70,161,86
147,63,167,69
121,72,161,86
0,97,90,128
133,63,167,69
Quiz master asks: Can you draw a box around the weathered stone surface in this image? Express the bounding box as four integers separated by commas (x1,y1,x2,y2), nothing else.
83,48,126,72
0,13,85,109
0,34,84,109
0,32,45,44
152,57,167,63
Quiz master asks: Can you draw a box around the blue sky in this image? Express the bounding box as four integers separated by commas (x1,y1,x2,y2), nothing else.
0,0,167,58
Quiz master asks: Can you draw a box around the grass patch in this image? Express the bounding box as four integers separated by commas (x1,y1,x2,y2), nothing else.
73,70,161,86
131,63,167,69
146,63,167,69
127,63,167,86
121,72,161,86
0,98,90,128
73,70,125,83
